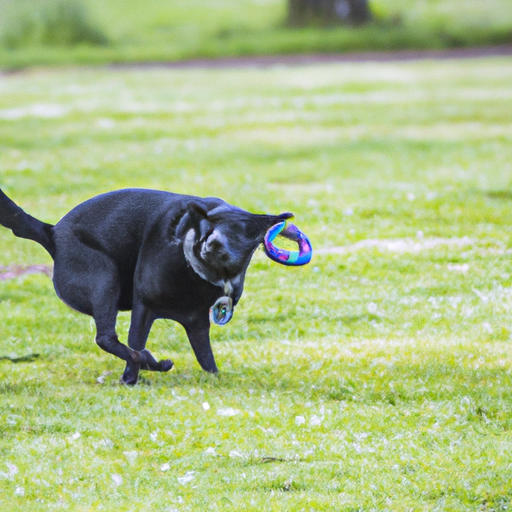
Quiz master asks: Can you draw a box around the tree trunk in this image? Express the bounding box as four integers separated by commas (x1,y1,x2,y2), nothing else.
288,0,372,27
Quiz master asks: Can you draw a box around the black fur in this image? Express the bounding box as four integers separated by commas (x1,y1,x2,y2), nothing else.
0,188,292,384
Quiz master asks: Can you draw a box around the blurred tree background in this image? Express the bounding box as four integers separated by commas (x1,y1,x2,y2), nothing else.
1,0,107,49
288,0,372,26
0,0,511,67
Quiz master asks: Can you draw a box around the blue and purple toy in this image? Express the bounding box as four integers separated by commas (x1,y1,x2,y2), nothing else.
263,219,312,266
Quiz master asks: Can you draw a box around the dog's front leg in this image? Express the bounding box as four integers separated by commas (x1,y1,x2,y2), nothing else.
184,322,218,374
122,303,173,385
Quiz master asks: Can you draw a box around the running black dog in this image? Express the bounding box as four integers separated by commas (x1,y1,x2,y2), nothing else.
0,188,309,385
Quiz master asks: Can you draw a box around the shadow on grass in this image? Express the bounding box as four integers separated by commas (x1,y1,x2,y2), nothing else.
487,190,512,201
0,353,40,363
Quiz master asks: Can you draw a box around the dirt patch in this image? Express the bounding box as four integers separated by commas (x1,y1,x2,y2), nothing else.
109,45,512,71
2,45,511,77
0,264,53,281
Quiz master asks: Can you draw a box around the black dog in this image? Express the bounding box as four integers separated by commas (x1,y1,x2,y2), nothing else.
0,188,298,384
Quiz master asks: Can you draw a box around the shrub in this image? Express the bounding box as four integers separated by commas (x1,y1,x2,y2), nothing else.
1,0,108,49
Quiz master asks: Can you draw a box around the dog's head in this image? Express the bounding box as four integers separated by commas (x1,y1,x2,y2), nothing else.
176,202,293,294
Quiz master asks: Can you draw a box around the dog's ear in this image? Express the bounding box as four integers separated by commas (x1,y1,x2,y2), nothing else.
244,211,294,241
175,203,210,241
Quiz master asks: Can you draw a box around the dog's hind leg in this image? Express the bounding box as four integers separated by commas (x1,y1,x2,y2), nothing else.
184,321,218,374
54,242,143,381
121,303,173,385
93,303,142,383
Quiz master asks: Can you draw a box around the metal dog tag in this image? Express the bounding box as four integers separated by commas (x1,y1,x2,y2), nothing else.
210,296,233,326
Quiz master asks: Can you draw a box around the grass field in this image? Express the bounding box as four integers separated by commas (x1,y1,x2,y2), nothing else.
1,56,512,510
0,0,512,68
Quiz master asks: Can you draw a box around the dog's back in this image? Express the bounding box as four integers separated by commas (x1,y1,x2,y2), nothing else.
52,188,224,266
54,189,174,258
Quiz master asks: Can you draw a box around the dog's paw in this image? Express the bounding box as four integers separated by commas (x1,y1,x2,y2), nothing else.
121,364,140,386
120,375,138,386
160,359,174,372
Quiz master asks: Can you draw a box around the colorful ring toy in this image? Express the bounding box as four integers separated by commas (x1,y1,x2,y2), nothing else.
263,221,312,266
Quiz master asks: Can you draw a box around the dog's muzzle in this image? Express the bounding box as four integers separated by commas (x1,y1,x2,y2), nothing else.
263,221,312,266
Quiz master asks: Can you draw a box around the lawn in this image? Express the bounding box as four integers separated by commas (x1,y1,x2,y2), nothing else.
1,56,512,510
0,0,511,68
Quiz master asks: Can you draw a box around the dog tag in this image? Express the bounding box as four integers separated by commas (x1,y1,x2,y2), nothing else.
210,296,233,326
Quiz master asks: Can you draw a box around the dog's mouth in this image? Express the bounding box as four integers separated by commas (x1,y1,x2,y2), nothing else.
201,227,215,244
263,221,312,266
199,229,215,257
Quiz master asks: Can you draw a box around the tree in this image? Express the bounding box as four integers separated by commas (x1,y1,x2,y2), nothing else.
288,0,372,27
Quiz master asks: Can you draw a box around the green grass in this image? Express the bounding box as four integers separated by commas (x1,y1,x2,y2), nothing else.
1,0,512,68
1,57,512,509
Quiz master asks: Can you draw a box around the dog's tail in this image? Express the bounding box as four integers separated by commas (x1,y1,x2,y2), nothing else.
0,188,56,258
